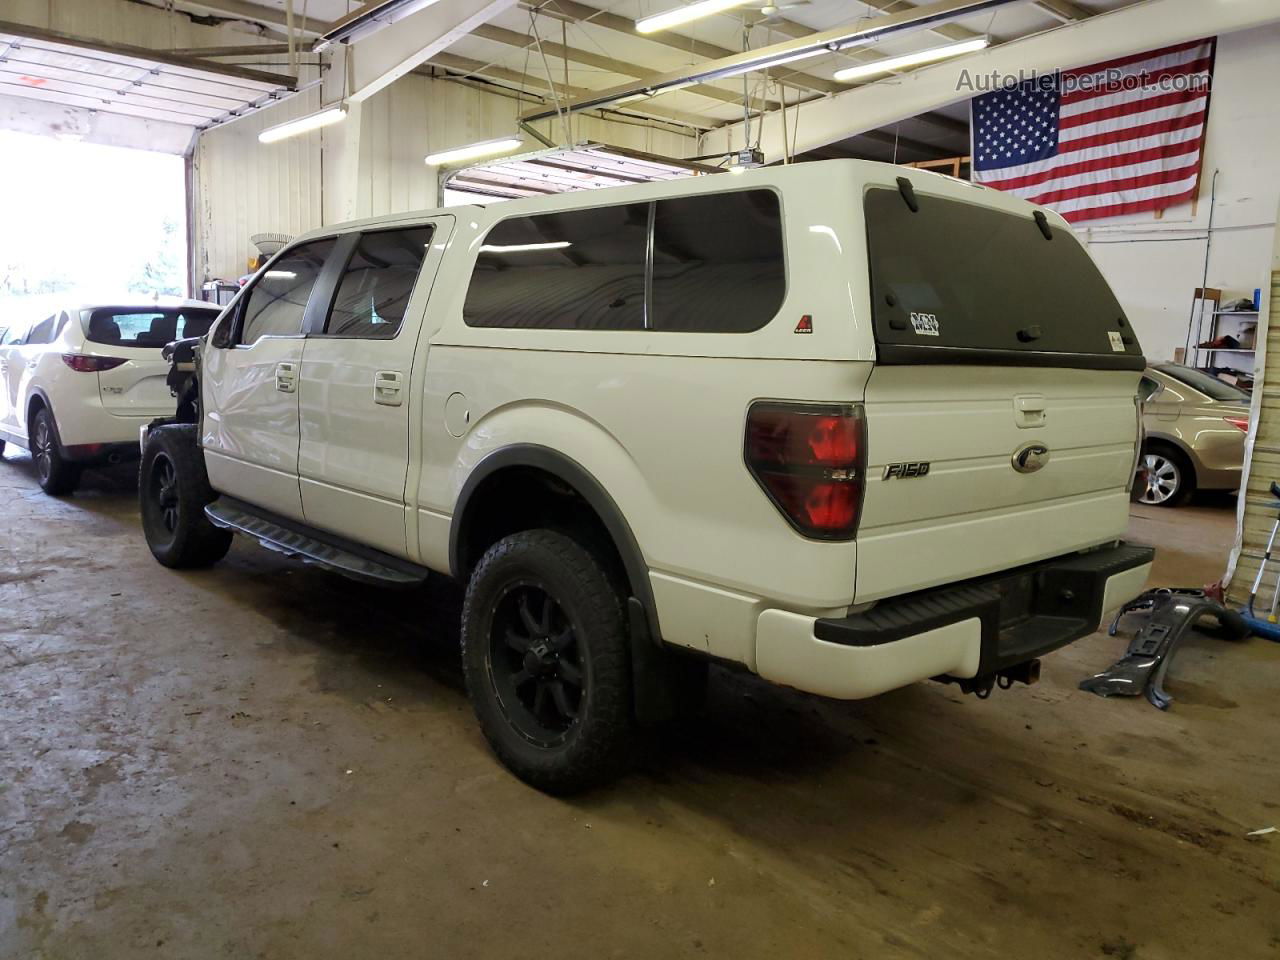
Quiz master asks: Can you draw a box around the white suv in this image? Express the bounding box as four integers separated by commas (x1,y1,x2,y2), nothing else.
139,160,1153,792
0,298,221,494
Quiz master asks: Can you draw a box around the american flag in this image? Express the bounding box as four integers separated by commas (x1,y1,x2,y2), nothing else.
970,39,1216,223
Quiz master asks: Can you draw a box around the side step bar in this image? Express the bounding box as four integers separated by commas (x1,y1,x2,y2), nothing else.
205,498,429,588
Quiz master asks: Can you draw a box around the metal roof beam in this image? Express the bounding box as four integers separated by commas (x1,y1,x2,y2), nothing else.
1034,0,1095,22
345,0,518,101
424,51,711,130
470,22,773,112
519,0,842,96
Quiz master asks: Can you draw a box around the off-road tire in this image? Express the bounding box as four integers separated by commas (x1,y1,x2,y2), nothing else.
461,529,635,793
139,424,232,568
31,407,81,496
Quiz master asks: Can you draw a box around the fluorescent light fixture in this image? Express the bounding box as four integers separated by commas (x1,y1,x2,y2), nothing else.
479,241,572,254
265,270,297,280
258,106,347,144
425,136,523,167
637,0,754,34
833,36,990,83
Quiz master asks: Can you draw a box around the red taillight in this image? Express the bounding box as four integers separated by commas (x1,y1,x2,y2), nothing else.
1224,416,1249,433
745,403,866,540
62,354,127,372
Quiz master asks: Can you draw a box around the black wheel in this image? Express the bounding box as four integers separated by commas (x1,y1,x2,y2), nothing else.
1135,443,1194,507
461,529,635,793
0,437,6,456
31,407,81,495
139,424,232,568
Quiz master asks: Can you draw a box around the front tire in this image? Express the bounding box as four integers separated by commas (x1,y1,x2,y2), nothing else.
31,407,81,496
1136,444,1194,507
461,530,635,794
139,425,232,568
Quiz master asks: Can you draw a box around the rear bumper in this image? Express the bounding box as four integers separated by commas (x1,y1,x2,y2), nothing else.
62,440,140,465
754,542,1153,700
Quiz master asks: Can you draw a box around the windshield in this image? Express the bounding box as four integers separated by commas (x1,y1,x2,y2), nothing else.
83,307,221,348
1155,363,1250,403
865,187,1144,370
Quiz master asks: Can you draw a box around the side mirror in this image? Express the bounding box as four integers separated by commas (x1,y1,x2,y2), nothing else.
210,311,234,349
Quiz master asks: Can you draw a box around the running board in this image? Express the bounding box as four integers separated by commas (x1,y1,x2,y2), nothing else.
205,499,429,588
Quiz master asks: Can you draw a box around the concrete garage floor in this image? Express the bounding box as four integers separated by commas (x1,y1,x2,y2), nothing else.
2,453,1278,960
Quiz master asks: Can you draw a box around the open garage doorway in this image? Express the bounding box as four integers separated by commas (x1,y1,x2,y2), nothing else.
0,129,188,316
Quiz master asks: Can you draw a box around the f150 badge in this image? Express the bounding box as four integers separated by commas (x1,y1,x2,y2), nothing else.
884,461,931,480
1012,442,1050,474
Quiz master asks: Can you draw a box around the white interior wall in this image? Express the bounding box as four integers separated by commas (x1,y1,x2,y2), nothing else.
192,86,326,282
193,70,697,282
1077,25,1280,365
5,0,271,51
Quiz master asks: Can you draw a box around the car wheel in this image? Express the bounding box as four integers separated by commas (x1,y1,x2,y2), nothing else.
1137,445,1193,507
31,407,82,496
139,424,232,568
461,529,635,794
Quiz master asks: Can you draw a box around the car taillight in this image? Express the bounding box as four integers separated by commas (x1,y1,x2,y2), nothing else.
62,354,127,372
1224,416,1249,433
745,402,866,540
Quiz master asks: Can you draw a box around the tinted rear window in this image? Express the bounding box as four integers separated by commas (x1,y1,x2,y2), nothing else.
1156,363,1250,402
865,187,1143,370
85,308,222,347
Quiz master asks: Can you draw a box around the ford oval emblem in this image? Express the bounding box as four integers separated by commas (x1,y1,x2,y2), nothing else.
1012,442,1050,474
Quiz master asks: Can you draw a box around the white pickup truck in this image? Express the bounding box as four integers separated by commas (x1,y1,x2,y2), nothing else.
140,159,1153,792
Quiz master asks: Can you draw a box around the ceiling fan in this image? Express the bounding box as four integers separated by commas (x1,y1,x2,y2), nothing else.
757,0,811,22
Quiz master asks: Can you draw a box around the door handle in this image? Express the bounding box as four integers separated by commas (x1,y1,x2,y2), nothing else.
374,371,403,407
275,361,297,393
1013,395,1047,429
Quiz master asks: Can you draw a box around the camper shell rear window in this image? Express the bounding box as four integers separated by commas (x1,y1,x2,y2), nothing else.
864,186,1144,370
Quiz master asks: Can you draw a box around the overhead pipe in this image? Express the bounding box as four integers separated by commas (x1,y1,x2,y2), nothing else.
521,0,1030,123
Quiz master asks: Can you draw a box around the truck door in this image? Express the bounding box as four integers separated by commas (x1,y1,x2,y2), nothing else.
296,219,451,558
201,238,337,521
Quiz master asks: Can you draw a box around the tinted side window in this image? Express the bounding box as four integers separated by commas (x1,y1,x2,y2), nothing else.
464,203,648,330
651,191,785,332
239,239,335,345
325,227,432,339
26,315,56,345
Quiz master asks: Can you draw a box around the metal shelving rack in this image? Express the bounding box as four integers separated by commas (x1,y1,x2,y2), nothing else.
1188,287,1258,388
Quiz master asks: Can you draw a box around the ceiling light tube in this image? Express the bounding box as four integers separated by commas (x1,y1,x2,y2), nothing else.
258,105,348,144
425,136,523,167
833,36,990,82
636,0,755,34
